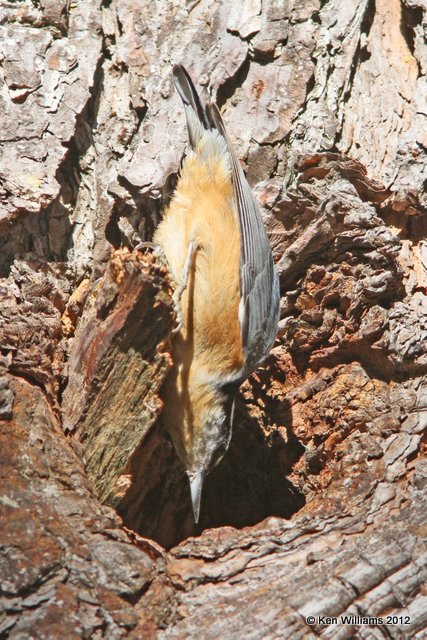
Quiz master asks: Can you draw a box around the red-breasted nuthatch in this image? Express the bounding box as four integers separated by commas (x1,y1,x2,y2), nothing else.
154,65,280,522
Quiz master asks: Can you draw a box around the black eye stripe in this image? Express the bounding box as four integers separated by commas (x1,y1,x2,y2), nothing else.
220,380,242,396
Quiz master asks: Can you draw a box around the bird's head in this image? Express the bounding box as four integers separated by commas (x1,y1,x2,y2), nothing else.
164,368,241,523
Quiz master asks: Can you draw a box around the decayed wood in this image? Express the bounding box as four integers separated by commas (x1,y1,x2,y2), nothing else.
62,248,174,505
0,0,426,638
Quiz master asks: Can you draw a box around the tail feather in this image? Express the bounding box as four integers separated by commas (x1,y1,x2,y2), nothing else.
172,64,212,148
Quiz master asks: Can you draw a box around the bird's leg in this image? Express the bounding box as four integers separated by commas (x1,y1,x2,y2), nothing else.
177,241,197,300
136,240,196,335
134,240,157,251
135,240,166,261
172,241,197,335
135,241,172,274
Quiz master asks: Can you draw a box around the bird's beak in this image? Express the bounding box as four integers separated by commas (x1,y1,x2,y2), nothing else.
188,469,204,524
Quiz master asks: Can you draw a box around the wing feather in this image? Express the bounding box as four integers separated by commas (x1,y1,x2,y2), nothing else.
207,103,280,373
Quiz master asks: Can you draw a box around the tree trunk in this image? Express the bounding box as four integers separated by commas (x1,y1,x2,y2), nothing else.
1,0,426,638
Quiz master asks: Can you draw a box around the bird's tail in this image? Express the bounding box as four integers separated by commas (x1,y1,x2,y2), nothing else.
172,64,228,162
172,65,211,144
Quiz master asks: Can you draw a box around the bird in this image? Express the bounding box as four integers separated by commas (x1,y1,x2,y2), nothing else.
153,64,280,523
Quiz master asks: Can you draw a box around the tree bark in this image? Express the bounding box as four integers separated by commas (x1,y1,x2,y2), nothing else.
0,0,426,638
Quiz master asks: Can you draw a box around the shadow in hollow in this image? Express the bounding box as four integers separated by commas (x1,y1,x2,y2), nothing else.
116,396,305,549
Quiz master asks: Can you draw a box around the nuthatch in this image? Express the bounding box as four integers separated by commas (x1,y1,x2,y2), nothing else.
154,65,280,522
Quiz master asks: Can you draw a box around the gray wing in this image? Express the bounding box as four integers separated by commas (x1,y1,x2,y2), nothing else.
208,104,280,374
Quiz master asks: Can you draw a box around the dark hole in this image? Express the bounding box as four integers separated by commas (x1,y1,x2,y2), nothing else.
115,395,305,550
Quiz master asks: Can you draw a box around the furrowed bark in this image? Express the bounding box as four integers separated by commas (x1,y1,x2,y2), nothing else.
0,0,426,638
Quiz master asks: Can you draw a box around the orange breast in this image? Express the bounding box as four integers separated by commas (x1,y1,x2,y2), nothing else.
154,154,243,376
